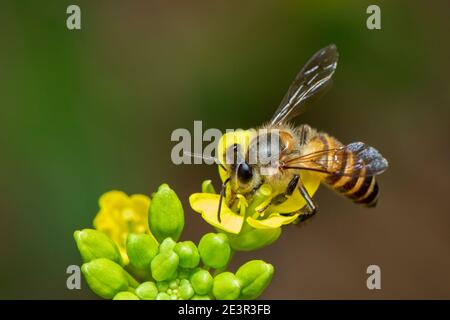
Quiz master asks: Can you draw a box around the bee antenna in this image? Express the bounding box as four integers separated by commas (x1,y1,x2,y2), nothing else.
182,151,219,164
217,177,230,223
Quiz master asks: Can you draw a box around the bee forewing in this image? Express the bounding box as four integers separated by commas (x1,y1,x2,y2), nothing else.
270,44,339,126
283,142,388,178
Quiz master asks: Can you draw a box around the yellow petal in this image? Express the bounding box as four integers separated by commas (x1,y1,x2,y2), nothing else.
130,194,151,213
98,190,128,209
267,189,305,213
189,193,244,234
94,191,152,265
247,213,300,229
268,170,321,214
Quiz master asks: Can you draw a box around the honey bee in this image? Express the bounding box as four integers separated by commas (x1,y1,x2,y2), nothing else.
218,44,388,223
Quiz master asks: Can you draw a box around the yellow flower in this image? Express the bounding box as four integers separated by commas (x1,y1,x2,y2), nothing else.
189,193,245,234
93,190,152,264
190,130,322,234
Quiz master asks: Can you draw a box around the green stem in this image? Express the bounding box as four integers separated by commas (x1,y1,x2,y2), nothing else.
123,268,140,288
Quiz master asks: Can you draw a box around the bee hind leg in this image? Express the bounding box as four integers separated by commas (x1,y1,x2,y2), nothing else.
296,184,318,224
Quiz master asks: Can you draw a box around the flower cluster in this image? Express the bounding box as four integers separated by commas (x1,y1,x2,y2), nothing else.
74,184,273,300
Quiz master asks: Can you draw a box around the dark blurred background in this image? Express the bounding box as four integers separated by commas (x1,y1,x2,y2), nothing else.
1,0,449,299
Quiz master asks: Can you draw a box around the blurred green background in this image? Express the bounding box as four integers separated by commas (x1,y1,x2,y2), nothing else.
1,0,449,299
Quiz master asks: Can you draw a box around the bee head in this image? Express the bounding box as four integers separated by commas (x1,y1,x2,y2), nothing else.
223,143,261,194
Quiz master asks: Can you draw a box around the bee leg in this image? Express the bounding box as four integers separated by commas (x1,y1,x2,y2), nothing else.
271,175,300,205
279,179,317,227
293,209,317,227
286,175,300,195
217,177,231,223
297,184,317,221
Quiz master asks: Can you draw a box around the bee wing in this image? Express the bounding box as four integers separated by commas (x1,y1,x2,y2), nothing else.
283,142,388,178
270,44,338,126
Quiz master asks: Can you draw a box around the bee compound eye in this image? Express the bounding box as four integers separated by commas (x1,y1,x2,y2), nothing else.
237,162,253,184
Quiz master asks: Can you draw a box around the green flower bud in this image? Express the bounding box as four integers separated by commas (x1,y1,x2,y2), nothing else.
201,180,217,194
227,227,281,251
191,295,211,300
178,268,191,280
135,281,158,300
180,278,190,286
113,292,140,300
198,233,231,269
174,241,200,268
151,251,179,281
156,281,169,292
190,269,213,295
149,184,184,242
159,237,176,253
126,233,159,269
74,229,121,264
81,258,128,299
156,292,171,300
169,279,178,290
235,260,274,299
212,272,241,300
170,271,179,281
179,282,195,300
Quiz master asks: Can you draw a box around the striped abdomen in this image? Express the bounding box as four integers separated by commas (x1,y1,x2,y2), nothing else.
308,134,379,207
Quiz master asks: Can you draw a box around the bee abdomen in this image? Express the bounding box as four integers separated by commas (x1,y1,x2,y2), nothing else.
314,135,379,207
333,175,379,207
